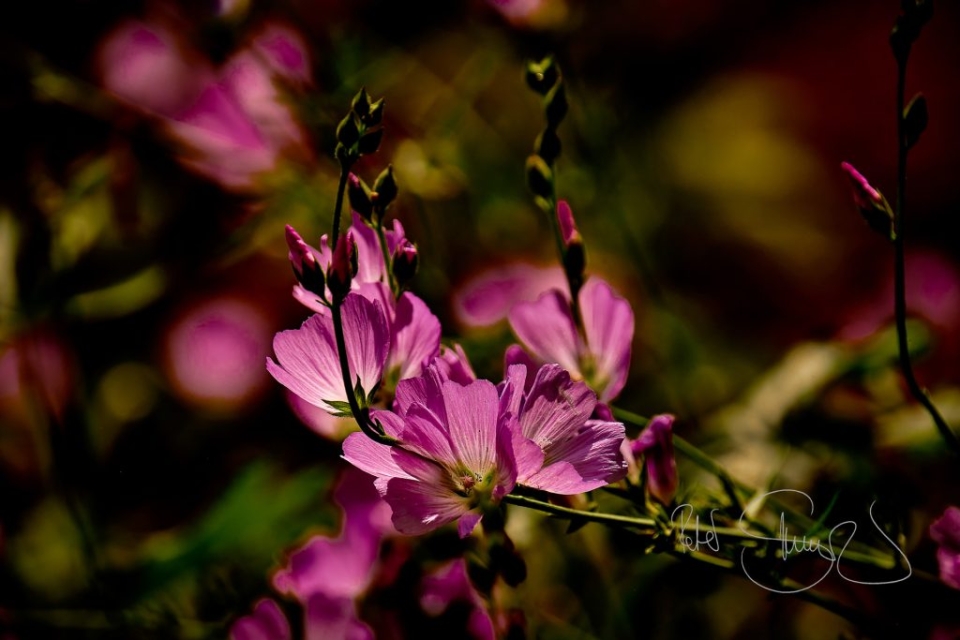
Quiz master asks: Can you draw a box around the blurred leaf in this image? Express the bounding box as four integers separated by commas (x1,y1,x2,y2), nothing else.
65,265,167,319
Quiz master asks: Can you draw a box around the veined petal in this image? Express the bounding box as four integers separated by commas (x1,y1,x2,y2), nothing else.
457,512,483,538
580,278,634,402
508,290,581,375
519,364,596,451
340,294,390,396
342,432,414,481
395,404,456,466
504,345,538,394
350,212,389,284
442,379,499,472
393,364,446,418
385,477,467,535
528,420,627,494
389,293,441,381
435,344,477,385
267,313,344,412
498,364,527,418
494,413,521,494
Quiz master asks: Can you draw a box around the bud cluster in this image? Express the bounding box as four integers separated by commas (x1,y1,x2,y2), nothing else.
890,0,933,63
524,56,567,208
336,87,386,166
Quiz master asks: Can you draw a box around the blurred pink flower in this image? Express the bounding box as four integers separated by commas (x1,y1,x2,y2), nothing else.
343,370,518,537
267,294,389,415
500,364,627,493
420,559,495,640
453,263,565,328
930,506,960,590
273,467,390,639
98,20,309,190
163,297,271,410
508,277,634,403
0,330,73,424
230,599,291,640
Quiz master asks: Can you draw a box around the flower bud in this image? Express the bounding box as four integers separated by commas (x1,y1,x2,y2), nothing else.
557,200,585,287
903,93,928,150
336,113,360,147
524,56,558,95
357,128,384,156
631,414,678,505
391,239,419,290
327,232,358,302
284,225,325,296
366,98,385,127
525,154,553,200
544,81,568,128
347,173,374,222
351,87,371,118
535,127,562,166
373,165,398,210
840,161,895,240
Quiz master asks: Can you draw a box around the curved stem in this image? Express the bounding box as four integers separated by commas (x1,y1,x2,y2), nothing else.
892,61,960,456
502,493,657,532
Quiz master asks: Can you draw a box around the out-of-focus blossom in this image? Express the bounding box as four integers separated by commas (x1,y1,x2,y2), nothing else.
230,599,291,640
343,371,517,537
627,414,678,505
420,559,495,640
0,330,74,424
273,467,389,639
930,506,960,590
267,294,389,414
98,20,309,190
453,263,565,328
163,297,271,411
508,277,634,403
500,364,627,493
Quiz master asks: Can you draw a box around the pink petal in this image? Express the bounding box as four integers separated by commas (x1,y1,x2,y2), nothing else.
393,405,456,468
526,420,627,494
508,290,581,375
230,599,291,640
442,380,499,472
267,315,344,413
389,293,441,380
458,512,483,538
385,478,467,535
435,344,477,385
393,365,447,418
518,364,596,452
454,263,566,328
494,414,521,494
342,432,414,481
498,364,527,418
580,278,634,402
252,24,311,83
305,593,373,640
340,294,391,399
504,345,539,394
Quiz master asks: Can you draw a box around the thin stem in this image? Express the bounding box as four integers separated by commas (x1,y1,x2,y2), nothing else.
892,60,960,455
374,219,398,296
502,493,657,532
331,166,351,250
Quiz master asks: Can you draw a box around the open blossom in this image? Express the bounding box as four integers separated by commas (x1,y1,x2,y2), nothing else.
266,293,389,415
930,506,960,590
500,364,627,493
344,373,518,537
507,277,634,403
343,361,627,536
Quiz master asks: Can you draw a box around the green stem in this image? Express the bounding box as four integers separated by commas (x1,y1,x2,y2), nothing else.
374,219,398,296
891,60,960,456
502,493,657,532
331,165,351,250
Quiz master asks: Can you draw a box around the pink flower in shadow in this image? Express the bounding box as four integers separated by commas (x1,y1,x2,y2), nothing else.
230,599,291,640
420,559,495,640
453,263,566,329
931,506,960,590
507,277,634,403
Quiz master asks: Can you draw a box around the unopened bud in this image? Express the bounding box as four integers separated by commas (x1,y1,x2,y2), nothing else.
525,154,553,200
351,87,371,118
840,161,895,240
631,414,678,505
366,98,385,127
285,225,325,296
357,128,384,156
348,173,374,222
557,200,585,286
327,232,358,301
391,239,419,289
336,113,360,146
544,81,568,128
524,56,558,95
373,165,398,210
535,127,562,166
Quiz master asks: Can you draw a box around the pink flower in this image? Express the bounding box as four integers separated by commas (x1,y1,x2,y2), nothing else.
453,263,566,328
266,294,390,415
230,599,290,640
420,559,495,640
628,414,678,505
501,364,627,493
930,506,960,590
507,277,634,403
343,371,518,537
98,20,308,190
273,467,388,639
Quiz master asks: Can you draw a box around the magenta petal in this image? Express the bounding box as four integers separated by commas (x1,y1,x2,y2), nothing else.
504,345,538,393
519,365,596,452
442,380,499,472
454,263,565,327
340,294,390,397
390,293,441,380
508,290,581,375
580,278,634,402
267,315,343,412
633,414,678,504
527,420,627,494
253,25,311,83
498,363,527,418
230,599,291,640
305,593,373,640
393,366,447,418
458,511,483,538
393,405,457,467
435,344,477,385
385,478,467,535
342,432,414,481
